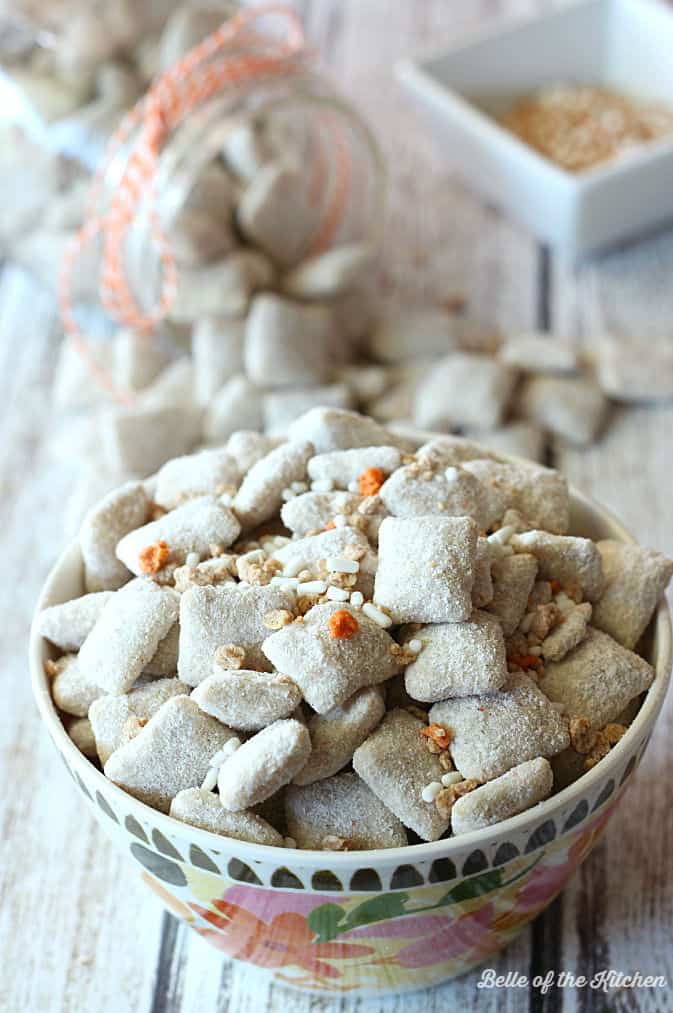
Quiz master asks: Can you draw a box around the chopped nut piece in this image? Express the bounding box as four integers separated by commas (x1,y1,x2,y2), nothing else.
421,723,452,750
435,778,479,818
263,609,295,630
44,658,63,677
439,751,454,772
391,642,422,666
603,722,627,745
237,555,282,585
529,603,561,641
584,721,628,768
358,466,385,497
569,715,597,754
322,834,349,851
214,643,246,670
138,539,170,575
328,609,359,639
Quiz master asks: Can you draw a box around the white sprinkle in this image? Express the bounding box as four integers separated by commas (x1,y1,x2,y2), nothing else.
298,569,312,581
556,592,575,614
298,580,327,595
283,557,304,578
441,771,463,787
210,739,241,767
513,530,535,546
311,479,334,493
421,781,443,803
519,612,535,634
185,551,201,567
490,525,516,547
200,737,242,791
281,488,297,501
444,466,459,482
326,585,349,602
270,576,300,590
408,638,423,654
326,556,359,574
528,645,542,656
348,480,359,493
362,602,393,628
284,836,297,848
291,480,308,493
261,536,289,554
200,768,218,792
334,514,348,528
219,491,234,507
240,548,266,564
350,590,364,608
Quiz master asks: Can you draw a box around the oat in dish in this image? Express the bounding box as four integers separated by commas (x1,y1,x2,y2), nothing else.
41,409,671,849
501,85,673,172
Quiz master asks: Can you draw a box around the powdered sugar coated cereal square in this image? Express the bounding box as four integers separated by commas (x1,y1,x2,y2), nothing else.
374,515,477,624
153,448,241,510
293,686,386,785
80,481,149,591
404,610,508,702
262,602,401,713
37,591,113,652
451,757,553,835
233,440,314,530
285,772,407,850
463,459,569,535
430,672,570,781
353,708,451,841
178,582,296,684
218,718,311,810
104,695,237,812
538,627,654,729
170,788,284,846
591,540,673,649
79,578,179,694
116,496,241,575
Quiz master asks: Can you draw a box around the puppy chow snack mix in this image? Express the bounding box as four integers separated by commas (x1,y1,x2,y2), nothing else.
41,412,670,848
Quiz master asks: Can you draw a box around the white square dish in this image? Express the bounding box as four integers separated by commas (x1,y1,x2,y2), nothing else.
396,0,673,257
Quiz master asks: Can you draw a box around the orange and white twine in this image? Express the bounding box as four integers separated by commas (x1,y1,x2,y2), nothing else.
59,3,308,402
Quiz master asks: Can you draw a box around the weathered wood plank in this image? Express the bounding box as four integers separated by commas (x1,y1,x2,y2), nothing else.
0,266,165,1013
552,232,673,1013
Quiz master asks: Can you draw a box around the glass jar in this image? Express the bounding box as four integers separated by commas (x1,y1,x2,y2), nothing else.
90,61,385,337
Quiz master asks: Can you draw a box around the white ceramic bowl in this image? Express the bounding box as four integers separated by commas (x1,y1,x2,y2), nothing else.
396,0,673,257
30,486,671,996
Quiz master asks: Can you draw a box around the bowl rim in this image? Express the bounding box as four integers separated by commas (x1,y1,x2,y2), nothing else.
30,484,672,871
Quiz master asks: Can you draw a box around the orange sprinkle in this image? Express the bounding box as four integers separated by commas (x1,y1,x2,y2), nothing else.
358,466,385,497
550,579,561,594
508,653,539,670
138,539,170,574
328,609,359,639
421,723,452,750
324,520,336,531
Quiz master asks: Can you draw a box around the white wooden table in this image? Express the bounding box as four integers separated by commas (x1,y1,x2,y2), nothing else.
2,2,673,1010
